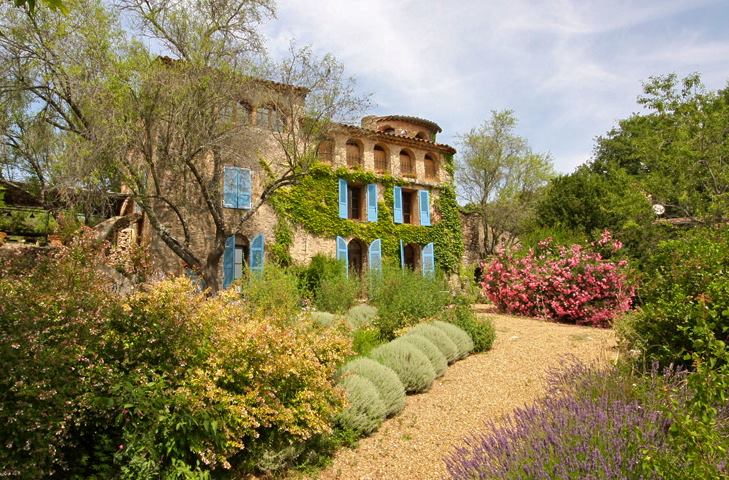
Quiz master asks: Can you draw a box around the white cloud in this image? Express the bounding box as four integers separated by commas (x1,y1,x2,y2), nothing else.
262,0,729,172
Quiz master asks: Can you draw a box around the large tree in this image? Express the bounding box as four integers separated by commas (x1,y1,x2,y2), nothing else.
457,110,553,255
0,0,366,292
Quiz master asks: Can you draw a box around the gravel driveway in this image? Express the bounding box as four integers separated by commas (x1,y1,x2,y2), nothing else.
317,312,617,480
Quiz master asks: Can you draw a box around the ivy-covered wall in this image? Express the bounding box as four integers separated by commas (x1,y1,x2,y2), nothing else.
270,164,464,273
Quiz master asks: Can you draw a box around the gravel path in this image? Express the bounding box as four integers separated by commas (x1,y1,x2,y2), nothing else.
317,312,617,480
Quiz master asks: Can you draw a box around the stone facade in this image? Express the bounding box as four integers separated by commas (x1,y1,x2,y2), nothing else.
460,210,483,266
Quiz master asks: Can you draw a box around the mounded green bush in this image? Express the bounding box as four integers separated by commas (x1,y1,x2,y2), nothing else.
346,304,378,329
370,341,436,393
443,305,496,352
309,311,338,327
336,373,387,435
432,320,474,359
339,358,405,417
352,327,383,355
408,323,460,363
399,334,447,377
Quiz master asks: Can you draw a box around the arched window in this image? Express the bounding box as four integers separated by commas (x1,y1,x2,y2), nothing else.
255,105,283,130
374,145,388,173
424,154,437,179
415,131,429,141
316,140,333,164
239,102,252,124
346,140,362,168
348,238,365,275
380,126,395,135
400,150,414,177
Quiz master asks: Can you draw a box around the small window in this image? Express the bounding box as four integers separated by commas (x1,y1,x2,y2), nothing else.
380,125,395,135
317,140,333,164
348,185,362,220
424,154,437,179
346,140,362,168
403,243,420,270
239,102,252,124
234,236,249,280
400,150,415,177
374,145,388,173
256,106,272,128
415,131,429,141
402,190,415,224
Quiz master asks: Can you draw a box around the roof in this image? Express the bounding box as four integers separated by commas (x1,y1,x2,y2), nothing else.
374,115,443,133
339,124,456,154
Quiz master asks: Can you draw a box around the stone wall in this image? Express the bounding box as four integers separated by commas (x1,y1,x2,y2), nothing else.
460,210,483,266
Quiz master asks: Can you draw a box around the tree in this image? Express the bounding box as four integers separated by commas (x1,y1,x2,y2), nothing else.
457,110,553,255
593,73,729,223
0,0,367,292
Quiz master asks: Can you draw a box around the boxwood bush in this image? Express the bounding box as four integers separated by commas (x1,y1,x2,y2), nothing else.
335,373,387,435
400,333,448,377
408,323,460,364
339,358,405,417
370,340,436,393
432,321,474,359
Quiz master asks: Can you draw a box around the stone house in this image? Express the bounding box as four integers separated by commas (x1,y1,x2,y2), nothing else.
114,82,460,288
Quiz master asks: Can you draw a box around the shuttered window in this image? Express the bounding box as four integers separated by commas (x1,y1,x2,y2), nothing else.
346,140,362,168
424,154,437,179
223,166,252,209
418,190,431,227
400,150,414,177
374,145,388,173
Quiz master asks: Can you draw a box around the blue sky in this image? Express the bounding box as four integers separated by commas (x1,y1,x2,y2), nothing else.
261,0,729,173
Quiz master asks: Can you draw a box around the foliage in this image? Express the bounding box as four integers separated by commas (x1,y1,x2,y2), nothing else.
351,326,384,356
0,232,352,478
369,263,451,340
445,360,728,480
296,253,343,299
432,320,474,359
399,334,448,377
270,219,294,267
618,226,729,368
334,374,386,436
457,109,554,255
482,231,634,327
238,263,301,319
369,340,436,394
315,271,360,314
309,311,339,327
440,304,496,353
339,358,406,418
346,304,378,329
271,164,464,274
408,323,460,364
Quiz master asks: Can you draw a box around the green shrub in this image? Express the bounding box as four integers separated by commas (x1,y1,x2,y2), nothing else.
339,358,406,417
432,321,474,359
315,274,360,314
346,304,378,329
297,254,343,299
239,263,301,319
620,226,729,368
370,340,436,393
400,333,448,377
309,311,338,327
370,264,451,340
408,323,460,364
442,304,496,352
352,326,384,356
335,374,387,435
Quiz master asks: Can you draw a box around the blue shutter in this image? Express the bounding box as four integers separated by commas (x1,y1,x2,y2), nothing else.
249,234,265,275
368,239,382,273
367,183,378,222
422,242,435,277
223,166,238,208
393,186,403,224
338,178,348,219
223,235,235,288
419,190,431,226
238,168,252,209
336,236,349,277
399,239,405,269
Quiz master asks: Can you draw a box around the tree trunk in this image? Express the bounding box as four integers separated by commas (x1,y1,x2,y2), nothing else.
201,231,226,294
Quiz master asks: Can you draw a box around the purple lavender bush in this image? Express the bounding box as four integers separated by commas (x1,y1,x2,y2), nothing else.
445,361,674,480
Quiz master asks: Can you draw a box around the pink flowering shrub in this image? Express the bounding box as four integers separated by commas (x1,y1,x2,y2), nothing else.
481,231,634,327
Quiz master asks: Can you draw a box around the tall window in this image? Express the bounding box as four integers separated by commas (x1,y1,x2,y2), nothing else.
256,106,272,128
239,102,252,124
234,236,249,280
317,140,333,164
346,140,362,168
374,145,388,173
348,185,362,220
424,154,437,179
400,150,414,177
402,190,414,224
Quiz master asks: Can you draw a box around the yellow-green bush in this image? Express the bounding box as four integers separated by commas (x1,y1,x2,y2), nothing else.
408,323,460,363
335,374,387,435
370,340,436,393
400,334,448,377
432,320,474,359
339,357,405,417
346,304,378,329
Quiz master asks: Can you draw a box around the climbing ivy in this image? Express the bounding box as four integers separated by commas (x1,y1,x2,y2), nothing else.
270,164,464,273
269,217,293,266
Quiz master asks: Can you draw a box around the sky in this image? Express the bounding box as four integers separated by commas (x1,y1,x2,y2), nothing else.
261,0,729,173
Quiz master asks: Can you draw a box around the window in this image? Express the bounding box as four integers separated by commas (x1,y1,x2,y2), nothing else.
402,190,414,224
400,150,415,177
256,106,272,128
339,178,377,222
374,145,388,173
223,166,252,209
317,140,333,164
234,236,249,280
239,102,252,124
348,238,365,275
346,140,362,168
424,154,437,179
380,125,395,135
348,185,362,220
415,131,429,141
